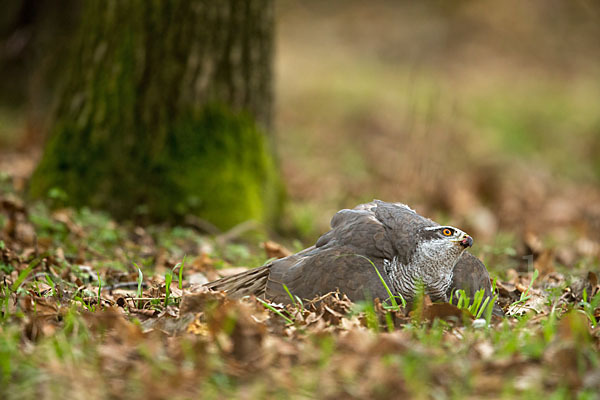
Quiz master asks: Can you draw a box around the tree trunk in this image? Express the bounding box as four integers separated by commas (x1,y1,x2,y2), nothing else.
29,0,282,229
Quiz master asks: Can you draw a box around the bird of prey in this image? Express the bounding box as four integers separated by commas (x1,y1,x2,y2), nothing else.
205,200,502,315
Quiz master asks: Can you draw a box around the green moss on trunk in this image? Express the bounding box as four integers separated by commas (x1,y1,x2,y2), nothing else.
30,105,282,228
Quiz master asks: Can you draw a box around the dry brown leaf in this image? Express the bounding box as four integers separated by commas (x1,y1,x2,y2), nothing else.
523,232,544,255
180,288,222,314
534,249,555,276
51,209,85,237
186,318,210,336
422,302,471,322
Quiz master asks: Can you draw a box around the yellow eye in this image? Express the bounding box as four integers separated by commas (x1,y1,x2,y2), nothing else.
442,228,453,236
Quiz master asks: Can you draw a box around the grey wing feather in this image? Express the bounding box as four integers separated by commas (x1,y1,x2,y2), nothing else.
265,245,394,303
266,200,420,302
370,200,437,264
449,252,504,316
204,265,270,298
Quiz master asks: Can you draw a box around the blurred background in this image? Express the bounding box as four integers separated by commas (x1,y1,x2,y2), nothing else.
1,0,600,259
275,1,600,243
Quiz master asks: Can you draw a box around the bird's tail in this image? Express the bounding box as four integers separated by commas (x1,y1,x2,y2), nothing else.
203,265,270,299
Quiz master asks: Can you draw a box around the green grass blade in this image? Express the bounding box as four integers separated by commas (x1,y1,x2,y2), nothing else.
45,274,56,297
470,289,485,315
359,255,397,308
475,296,490,319
510,269,540,310
165,271,172,307
256,297,293,325
177,255,186,290
363,300,380,333
282,284,297,308
337,254,406,309
456,290,466,309
1,285,9,321
135,264,143,308
520,269,539,301
385,311,394,333
11,257,41,292
484,295,498,325
97,278,102,308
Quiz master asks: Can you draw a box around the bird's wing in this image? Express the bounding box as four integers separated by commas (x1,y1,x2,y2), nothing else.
265,244,395,303
266,200,430,303
448,252,504,316
370,200,438,264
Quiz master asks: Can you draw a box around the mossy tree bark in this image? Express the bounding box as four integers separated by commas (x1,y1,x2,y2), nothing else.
29,0,282,229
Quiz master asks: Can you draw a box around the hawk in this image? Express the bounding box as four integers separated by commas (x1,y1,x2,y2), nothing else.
205,200,502,315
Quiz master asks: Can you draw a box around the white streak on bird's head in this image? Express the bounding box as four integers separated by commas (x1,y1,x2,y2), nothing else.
422,226,473,247
414,225,473,270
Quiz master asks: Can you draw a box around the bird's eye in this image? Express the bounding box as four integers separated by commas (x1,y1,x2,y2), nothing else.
442,228,453,236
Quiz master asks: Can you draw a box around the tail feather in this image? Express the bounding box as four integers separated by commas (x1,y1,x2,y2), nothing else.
204,265,270,299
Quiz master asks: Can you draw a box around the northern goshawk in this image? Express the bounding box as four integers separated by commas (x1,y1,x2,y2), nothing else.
205,200,502,315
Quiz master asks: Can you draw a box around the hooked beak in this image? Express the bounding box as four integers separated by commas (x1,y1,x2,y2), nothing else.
459,235,473,248
451,233,473,248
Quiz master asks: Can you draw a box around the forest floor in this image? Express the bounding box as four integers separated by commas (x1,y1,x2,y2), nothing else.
1,174,600,400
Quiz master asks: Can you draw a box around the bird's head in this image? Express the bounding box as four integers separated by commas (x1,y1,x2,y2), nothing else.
425,225,472,247
415,225,473,263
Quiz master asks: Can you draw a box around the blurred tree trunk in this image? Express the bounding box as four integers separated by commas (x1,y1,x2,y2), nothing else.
0,0,80,146
29,0,282,229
